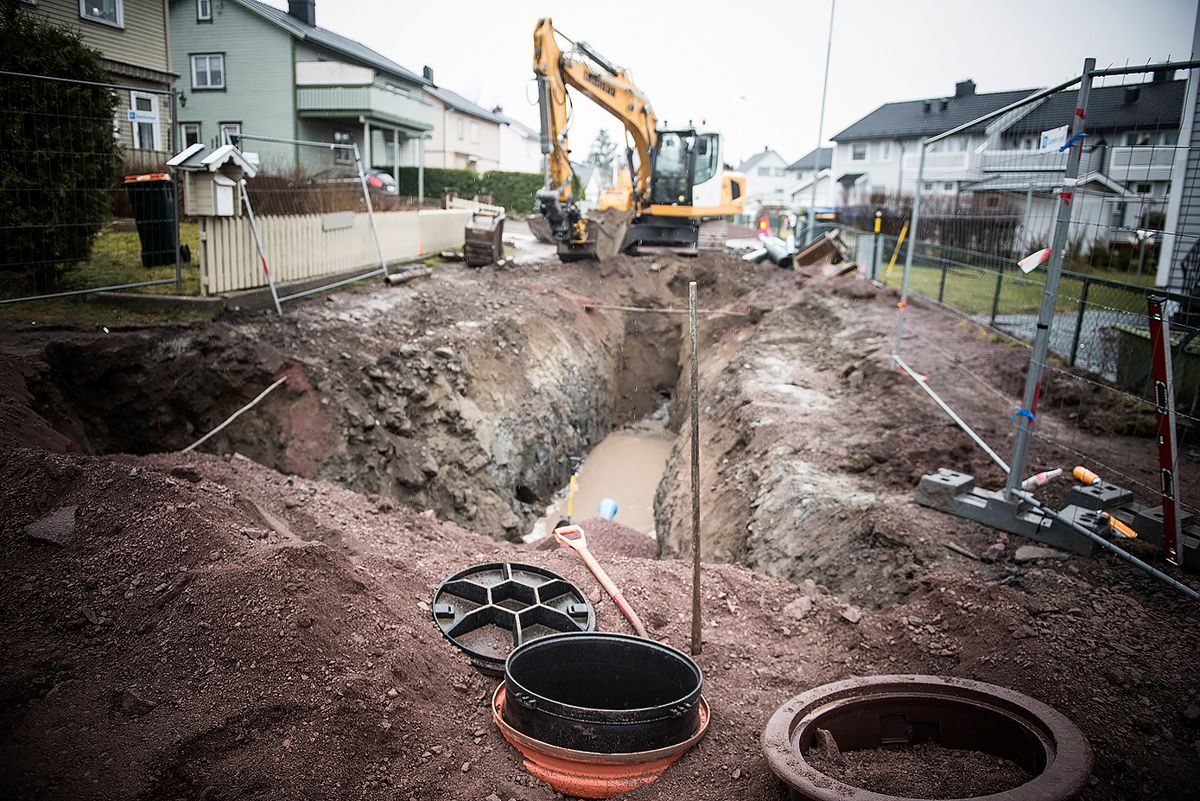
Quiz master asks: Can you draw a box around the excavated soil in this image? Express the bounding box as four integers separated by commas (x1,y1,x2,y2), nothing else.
1,248,1199,801
806,742,1033,799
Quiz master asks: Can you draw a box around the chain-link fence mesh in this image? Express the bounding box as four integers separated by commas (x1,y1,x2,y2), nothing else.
872,62,1200,539
0,71,186,303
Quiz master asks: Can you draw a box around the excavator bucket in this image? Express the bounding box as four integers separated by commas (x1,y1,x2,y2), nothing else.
463,208,506,267
526,214,555,244
585,208,635,261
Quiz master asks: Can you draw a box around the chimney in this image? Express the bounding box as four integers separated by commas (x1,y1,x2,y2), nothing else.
492,105,503,114
287,0,315,26
422,65,434,83
955,79,976,97
1124,85,1141,105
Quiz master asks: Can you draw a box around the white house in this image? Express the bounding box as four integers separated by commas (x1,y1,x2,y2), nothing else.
570,161,612,211
494,108,543,174
736,148,793,220
424,81,504,172
785,147,835,214
830,76,1186,248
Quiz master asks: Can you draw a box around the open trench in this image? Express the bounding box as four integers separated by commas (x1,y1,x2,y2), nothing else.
9,258,949,614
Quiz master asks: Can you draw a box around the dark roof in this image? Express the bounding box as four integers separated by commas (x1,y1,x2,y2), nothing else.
237,0,429,86
1005,78,1186,135
427,86,506,123
832,88,1037,142
787,147,832,171
737,149,785,172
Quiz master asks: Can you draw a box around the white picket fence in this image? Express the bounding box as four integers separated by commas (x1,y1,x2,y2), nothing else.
198,209,470,295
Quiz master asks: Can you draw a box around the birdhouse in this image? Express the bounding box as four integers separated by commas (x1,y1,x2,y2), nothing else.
166,143,258,217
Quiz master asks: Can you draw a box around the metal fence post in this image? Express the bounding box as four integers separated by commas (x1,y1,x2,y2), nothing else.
1004,59,1094,499
352,142,390,279
170,88,182,292
893,142,927,359
989,267,1004,326
1068,277,1091,367
938,258,949,302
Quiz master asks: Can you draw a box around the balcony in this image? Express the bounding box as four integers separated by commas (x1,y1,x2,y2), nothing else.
901,150,972,175
296,85,434,132
1108,146,1175,183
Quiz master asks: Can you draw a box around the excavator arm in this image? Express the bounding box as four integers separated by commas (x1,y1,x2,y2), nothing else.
533,18,656,251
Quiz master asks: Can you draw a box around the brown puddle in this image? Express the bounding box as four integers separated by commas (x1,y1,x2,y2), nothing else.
530,421,674,540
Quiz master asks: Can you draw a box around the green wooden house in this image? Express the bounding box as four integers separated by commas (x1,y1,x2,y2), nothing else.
169,0,433,182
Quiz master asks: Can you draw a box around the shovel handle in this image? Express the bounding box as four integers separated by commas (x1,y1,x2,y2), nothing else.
554,524,648,638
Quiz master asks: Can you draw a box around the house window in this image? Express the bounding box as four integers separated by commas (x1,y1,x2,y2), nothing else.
129,91,160,150
191,54,225,90
943,181,954,191
197,0,211,21
957,136,970,152
923,181,934,191
79,0,122,28
878,141,891,160
333,130,352,164
1135,183,1152,195
456,118,465,140
181,122,201,147
470,121,479,143
851,143,867,161
757,166,771,176
1163,130,1179,146
219,121,241,147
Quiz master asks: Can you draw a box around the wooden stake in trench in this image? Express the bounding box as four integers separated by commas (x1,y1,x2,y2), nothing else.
689,281,702,656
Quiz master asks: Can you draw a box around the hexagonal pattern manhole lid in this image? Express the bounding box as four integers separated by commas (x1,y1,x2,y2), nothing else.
431,562,595,675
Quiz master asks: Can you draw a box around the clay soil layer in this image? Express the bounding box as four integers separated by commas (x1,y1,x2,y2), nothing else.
0,247,1198,801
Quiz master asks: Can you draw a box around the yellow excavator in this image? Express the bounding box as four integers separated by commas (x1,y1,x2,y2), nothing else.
532,18,746,261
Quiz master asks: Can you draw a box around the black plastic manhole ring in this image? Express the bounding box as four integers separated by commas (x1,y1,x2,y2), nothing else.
431,562,595,675
761,674,1093,801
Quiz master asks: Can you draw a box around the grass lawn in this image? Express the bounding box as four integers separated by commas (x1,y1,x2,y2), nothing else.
65,222,203,296
0,222,208,325
880,261,1157,317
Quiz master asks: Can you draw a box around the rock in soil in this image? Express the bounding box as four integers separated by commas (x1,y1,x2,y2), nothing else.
23,505,76,545
806,742,1032,799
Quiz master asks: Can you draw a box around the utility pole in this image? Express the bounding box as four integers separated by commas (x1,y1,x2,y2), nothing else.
806,0,836,247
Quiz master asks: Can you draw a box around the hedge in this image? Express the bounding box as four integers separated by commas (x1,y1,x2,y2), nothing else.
396,167,543,216
0,0,120,289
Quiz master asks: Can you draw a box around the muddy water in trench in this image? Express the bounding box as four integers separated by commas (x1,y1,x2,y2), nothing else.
530,418,674,539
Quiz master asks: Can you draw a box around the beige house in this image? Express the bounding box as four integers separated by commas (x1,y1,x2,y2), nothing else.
23,0,178,171
424,80,503,172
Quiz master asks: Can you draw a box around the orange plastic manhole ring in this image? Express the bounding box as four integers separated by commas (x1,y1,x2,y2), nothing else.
491,682,710,799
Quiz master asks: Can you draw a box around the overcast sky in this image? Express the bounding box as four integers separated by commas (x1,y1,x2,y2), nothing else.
266,0,1196,167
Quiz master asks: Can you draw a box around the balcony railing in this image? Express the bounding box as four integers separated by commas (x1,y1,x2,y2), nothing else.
296,85,434,131
1108,146,1175,183
901,150,971,174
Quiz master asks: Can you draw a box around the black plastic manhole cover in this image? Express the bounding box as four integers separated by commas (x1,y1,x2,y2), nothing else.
431,562,595,675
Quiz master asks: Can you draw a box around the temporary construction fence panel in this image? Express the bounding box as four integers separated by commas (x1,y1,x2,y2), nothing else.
199,209,470,295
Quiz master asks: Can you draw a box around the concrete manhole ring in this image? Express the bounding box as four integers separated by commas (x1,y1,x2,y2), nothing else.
761,674,1093,801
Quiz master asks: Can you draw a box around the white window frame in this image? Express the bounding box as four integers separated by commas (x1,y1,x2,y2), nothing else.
470,121,479,143
851,143,867,161
180,122,201,147
79,0,123,28
191,54,225,90
197,0,211,21
218,122,242,148
457,118,465,140
129,91,160,151
878,141,891,160
333,130,353,164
